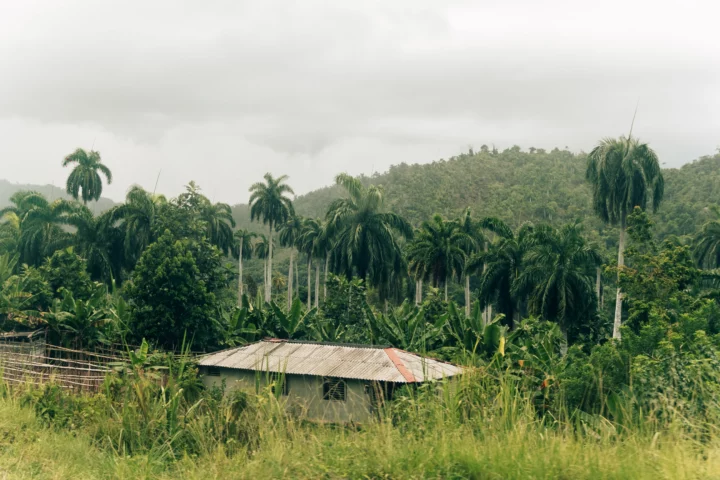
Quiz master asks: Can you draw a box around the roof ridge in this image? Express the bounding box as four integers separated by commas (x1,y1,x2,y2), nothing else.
384,348,416,383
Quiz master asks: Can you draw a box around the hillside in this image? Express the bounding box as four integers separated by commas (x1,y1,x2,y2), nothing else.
232,147,720,246
0,179,116,212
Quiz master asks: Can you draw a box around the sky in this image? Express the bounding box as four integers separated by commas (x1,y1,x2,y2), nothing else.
0,0,718,205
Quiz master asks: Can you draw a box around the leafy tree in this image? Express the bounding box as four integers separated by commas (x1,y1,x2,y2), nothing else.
586,135,664,339
113,186,165,266
326,173,412,293
125,230,225,350
249,174,295,302
40,248,94,301
62,148,113,205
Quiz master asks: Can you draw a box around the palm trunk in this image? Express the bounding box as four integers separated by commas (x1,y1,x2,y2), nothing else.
314,264,320,309
482,241,489,324
263,258,268,303
595,266,601,311
295,258,299,298
444,276,449,302
287,249,294,310
237,237,244,306
324,251,330,301
307,257,312,310
418,279,423,304
464,274,471,318
415,280,419,305
613,217,626,340
267,222,274,302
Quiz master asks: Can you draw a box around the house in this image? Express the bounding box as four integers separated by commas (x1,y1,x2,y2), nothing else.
197,339,463,423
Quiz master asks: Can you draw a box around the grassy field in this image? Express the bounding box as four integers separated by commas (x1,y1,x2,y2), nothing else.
1,388,720,480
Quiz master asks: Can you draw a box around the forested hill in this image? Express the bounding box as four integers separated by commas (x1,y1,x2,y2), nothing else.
0,179,116,212
233,147,720,242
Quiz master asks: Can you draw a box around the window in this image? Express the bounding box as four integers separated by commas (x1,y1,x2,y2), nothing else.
270,372,288,396
322,378,346,401
206,367,221,377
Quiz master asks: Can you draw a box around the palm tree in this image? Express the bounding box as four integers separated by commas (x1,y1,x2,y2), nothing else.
254,234,271,302
249,174,295,301
62,148,113,205
695,206,720,269
298,218,322,309
586,135,664,339
0,191,74,266
458,208,484,316
112,186,164,267
326,174,412,292
0,212,20,255
279,215,304,309
513,222,601,342
232,229,256,304
198,201,236,255
406,214,472,301
66,205,125,285
468,221,534,330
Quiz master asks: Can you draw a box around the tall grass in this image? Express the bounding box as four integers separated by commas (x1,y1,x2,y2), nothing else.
2,366,720,479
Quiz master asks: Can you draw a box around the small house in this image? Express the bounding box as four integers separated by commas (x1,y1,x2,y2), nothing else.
198,339,463,423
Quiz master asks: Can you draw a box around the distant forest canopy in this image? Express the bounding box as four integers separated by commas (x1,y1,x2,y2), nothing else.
230,146,720,252
3,145,719,252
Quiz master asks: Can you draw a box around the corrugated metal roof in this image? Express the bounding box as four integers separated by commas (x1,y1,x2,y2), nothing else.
198,340,463,383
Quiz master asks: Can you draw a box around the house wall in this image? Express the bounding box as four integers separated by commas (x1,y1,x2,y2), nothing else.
199,367,375,423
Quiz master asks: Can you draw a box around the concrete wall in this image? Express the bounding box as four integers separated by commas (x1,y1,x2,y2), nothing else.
199,367,375,423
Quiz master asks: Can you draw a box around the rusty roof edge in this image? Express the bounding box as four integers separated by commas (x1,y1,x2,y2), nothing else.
384,348,416,383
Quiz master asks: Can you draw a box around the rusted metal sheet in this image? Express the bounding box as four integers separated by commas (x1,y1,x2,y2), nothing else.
199,340,463,383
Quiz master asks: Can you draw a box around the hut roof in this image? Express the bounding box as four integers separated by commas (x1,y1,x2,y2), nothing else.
198,339,462,383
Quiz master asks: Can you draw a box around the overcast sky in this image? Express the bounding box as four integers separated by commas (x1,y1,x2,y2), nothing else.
1,0,718,204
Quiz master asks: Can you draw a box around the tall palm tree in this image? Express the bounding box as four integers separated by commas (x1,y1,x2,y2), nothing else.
695,206,720,269
458,208,484,316
513,222,602,341
326,174,412,292
586,135,664,339
0,191,74,266
406,214,472,301
65,205,125,285
253,234,271,302
468,221,534,330
249,174,295,301
62,148,113,205
298,218,322,309
279,215,304,309
232,229,256,304
0,212,20,256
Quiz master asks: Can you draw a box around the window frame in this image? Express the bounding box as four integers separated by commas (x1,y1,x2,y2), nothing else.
322,377,347,402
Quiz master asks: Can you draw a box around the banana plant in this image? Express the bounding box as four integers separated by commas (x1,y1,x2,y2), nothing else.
442,300,507,357
220,306,262,346
364,301,445,352
269,298,316,339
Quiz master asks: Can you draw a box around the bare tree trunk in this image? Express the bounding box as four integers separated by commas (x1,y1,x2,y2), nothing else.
267,222,274,301
613,217,626,340
237,237,244,306
414,280,419,305
307,257,312,310
324,251,330,301
418,279,423,304
314,264,320,309
444,276,448,302
287,249,294,310
464,274,471,317
595,266,601,310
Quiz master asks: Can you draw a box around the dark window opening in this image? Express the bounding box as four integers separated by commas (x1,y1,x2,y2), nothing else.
323,378,346,401
270,372,288,396
206,367,221,377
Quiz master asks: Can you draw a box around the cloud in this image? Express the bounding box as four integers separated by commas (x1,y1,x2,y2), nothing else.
0,0,719,202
